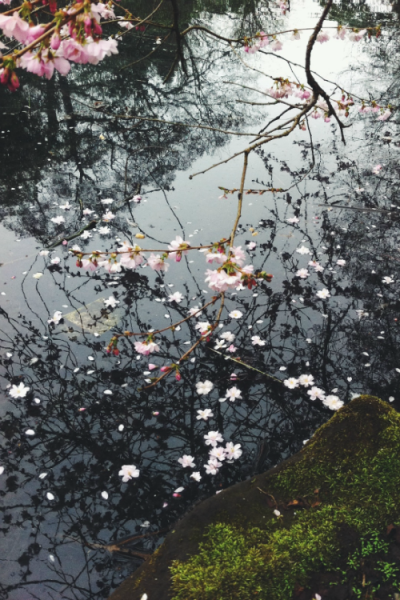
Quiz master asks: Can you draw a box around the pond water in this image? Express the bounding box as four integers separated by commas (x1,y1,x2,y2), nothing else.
1,0,400,598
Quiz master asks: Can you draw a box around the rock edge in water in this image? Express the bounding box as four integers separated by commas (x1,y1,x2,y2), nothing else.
109,395,400,600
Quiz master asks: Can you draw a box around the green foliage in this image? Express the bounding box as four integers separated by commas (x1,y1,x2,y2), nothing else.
169,397,400,600
170,507,346,600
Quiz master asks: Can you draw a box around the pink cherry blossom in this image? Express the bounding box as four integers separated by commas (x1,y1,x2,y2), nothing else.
81,258,99,272
231,246,246,266
349,29,366,42
85,38,118,64
307,386,326,401
225,442,242,460
205,252,227,264
168,236,190,262
91,2,116,19
258,31,269,47
195,321,211,336
205,459,221,475
316,31,330,43
205,268,241,292
118,243,144,269
209,446,226,461
26,25,46,44
178,455,195,468
0,13,30,43
134,340,160,356
270,39,283,52
50,31,61,50
147,254,169,272
204,430,223,447
377,109,391,121
59,39,90,64
336,26,346,40
119,20,134,30
296,268,309,279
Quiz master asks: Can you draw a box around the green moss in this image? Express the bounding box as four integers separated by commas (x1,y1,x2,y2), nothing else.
169,396,400,600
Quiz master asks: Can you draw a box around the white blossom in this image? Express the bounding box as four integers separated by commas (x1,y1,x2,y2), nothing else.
119,465,140,481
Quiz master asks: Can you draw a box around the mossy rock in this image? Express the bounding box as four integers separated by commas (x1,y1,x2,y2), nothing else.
108,395,400,600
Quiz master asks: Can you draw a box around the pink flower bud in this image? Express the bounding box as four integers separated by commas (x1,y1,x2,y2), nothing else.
93,22,102,36
0,68,10,85
84,17,92,36
160,366,170,372
50,31,61,50
175,371,181,381
8,71,20,92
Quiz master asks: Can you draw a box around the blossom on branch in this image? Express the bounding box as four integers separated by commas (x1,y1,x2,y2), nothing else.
118,243,144,269
134,339,160,356
168,236,190,262
147,253,169,272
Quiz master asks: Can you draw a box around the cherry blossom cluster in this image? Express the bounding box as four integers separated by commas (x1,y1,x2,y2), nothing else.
266,78,392,123
202,242,272,292
283,373,344,410
243,24,381,54
174,380,244,476
71,237,273,293
0,0,119,90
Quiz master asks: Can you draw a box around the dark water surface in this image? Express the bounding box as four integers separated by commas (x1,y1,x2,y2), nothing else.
1,0,400,598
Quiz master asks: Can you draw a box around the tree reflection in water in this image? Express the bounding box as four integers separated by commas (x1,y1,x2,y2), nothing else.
1,0,400,598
